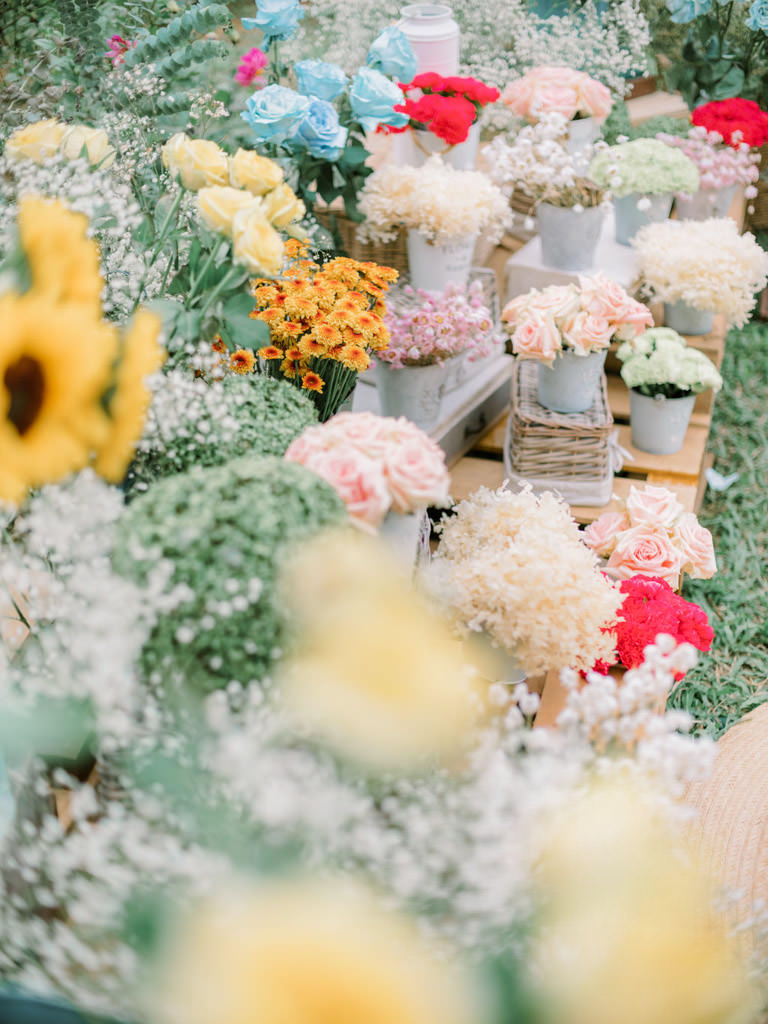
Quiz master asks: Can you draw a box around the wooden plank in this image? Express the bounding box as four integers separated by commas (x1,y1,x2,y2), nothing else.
617,422,708,480
626,91,689,125
534,668,569,728
605,372,714,425
570,475,697,523
450,455,506,502
693,452,715,513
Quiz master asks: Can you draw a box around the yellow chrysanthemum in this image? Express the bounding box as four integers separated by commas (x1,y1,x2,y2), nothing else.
0,291,117,503
93,311,163,483
339,343,370,372
298,336,325,359
283,294,318,319
301,371,325,393
17,197,104,316
229,349,256,374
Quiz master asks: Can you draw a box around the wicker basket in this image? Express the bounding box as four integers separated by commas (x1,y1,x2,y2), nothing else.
747,144,768,232
503,359,616,505
314,206,409,276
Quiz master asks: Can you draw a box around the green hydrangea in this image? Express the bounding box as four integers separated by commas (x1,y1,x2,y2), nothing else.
113,455,347,697
128,373,318,493
589,139,699,197
618,327,722,397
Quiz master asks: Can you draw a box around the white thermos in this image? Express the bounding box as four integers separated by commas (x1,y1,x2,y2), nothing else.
397,4,460,77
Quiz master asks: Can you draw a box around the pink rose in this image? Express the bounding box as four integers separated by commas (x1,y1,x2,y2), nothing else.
606,525,683,586
384,440,451,514
626,484,684,529
675,513,717,579
326,411,390,459
530,84,579,120
582,511,630,556
576,76,612,118
502,77,536,119
537,66,584,88
561,311,614,354
502,291,538,328
512,311,562,364
284,427,334,464
611,297,655,341
301,448,391,529
530,284,581,321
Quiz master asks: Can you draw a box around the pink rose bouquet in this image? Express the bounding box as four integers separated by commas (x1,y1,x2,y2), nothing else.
583,483,717,587
502,66,612,123
502,273,652,366
284,412,451,530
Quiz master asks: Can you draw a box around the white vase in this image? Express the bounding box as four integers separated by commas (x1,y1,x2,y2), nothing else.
629,389,696,454
468,630,527,685
537,202,604,271
375,358,451,430
407,120,480,170
613,191,673,245
397,3,459,76
378,508,430,569
566,116,599,159
663,300,715,337
674,184,737,221
536,348,607,414
406,229,476,293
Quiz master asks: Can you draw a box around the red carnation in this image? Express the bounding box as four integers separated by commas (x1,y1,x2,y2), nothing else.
428,95,477,143
692,98,768,149
406,71,445,92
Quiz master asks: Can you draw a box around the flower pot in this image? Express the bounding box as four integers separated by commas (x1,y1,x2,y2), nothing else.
566,116,599,158
375,358,451,430
663,300,715,337
613,191,673,245
443,348,470,392
468,629,527,686
537,202,604,271
536,348,607,414
408,120,480,170
629,389,696,455
378,508,430,569
406,229,476,293
397,3,460,77
674,184,737,221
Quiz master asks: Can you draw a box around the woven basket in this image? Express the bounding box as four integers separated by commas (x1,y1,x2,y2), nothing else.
503,359,616,505
314,206,409,277
747,144,768,232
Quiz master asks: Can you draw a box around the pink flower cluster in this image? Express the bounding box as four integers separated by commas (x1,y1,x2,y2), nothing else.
583,484,717,588
284,412,451,530
657,126,760,196
502,273,653,366
105,35,135,66
380,281,503,368
502,66,612,123
235,47,268,87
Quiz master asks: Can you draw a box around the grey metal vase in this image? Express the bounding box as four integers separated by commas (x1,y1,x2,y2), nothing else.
613,192,673,245
629,389,696,454
375,359,451,431
663,301,715,336
674,184,737,221
537,202,604,271
536,348,607,414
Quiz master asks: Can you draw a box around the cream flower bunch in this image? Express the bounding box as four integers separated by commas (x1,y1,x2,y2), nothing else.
583,483,717,587
432,485,621,675
617,327,722,398
589,138,699,198
632,218,768,328
356,155,511,245
4,118,116,168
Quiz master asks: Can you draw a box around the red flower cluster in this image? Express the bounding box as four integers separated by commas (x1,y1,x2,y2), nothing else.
394,72,500,145
692,98,768,149
594,575,713,677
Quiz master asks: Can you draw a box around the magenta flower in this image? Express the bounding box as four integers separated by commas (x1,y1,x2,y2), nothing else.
235,47,269,87
105,35,134,66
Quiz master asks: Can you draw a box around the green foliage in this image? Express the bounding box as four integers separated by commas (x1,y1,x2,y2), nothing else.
113,455,347,698
601,101,691,146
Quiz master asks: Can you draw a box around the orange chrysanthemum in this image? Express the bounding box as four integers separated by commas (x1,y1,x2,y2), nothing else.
230,349,256,374
301,371,325,393
299,336,325,359
284,294,319,319
339,344,370,372
258,346,282,360
257,306,287,324
212,335,227,354
311,321,342,347
349,311,381,338
280,357,298,378
285,346,303,362
253,285,279,306
284,238,308,260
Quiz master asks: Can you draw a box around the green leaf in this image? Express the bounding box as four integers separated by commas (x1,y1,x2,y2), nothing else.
187,237,202,275
338,143,369,168
710,64,745,99
222,289,260,346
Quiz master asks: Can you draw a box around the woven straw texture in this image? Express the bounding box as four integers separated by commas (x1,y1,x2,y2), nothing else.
747,145,768,232
314,207,409,276
685,702,768,957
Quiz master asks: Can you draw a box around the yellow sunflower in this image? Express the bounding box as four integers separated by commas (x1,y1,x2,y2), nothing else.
16,197,104,316
0,291,117,503
92,311,163,484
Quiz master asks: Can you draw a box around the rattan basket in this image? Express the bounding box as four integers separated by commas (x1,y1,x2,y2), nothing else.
747,144,768,232
314,205,409,276
503,359,617,505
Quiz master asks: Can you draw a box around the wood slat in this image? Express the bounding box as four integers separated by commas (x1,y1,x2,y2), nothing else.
450,456,506,502
570,475,697,523
616,422,709,480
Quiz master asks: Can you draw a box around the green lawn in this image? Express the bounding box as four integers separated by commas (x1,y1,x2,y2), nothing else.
668,319,768,736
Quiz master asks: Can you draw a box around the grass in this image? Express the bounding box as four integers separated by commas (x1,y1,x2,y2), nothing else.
667,319,768,737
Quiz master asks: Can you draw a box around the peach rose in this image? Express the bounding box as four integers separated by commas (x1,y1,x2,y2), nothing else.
561,311,614,354
626,484,684,530
675,513,717,579
284,428,335,464
384,440,451,514
531,285,581,321
577,76,612,118
530,84,579,120
326,412,391,459
538,66,584,88
606,525,683,586
512,311,562,364
502,77,537,118
611,297,655,340
303,448,391,529
502,291,537,328
582,511,630,557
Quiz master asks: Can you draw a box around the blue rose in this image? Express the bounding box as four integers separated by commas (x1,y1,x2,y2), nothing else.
241,84,311,142
349,67,410,133
366,26,418,83
242,0,303,44
292,99,348,159
746,0,768,31
294,59,349,101
665,0,711,22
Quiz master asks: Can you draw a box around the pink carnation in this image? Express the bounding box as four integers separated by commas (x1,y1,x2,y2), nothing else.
235,47,268,87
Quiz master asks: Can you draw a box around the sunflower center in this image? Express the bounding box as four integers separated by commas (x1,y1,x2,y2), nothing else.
4,355,45,436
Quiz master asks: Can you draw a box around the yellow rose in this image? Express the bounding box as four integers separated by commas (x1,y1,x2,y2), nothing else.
260,182,306,229
4,119,66,164
59,125,116,168
161,132,229,191
196,187,262,236
231,207,284,276
228,148,284,195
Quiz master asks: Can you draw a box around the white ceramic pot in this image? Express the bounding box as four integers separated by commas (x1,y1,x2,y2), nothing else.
629,389,696,454
397,3,459,76
663,300,715,337
378,508,430,569
566,116,599,158
408,120,480,170
375,358,451,430
674,184,737,221
406,229,476,293
469,630,527,685
536,348,607,414
537,201,604,271
613,191,673,245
